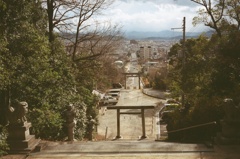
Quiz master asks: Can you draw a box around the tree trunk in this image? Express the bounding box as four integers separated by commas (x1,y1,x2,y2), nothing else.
47,0,54,43
0,89,10,126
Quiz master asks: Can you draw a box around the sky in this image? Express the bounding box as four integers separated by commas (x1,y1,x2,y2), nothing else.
100,0,209,33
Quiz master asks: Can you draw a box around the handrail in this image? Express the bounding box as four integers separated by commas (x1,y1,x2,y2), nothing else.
167,121,217,134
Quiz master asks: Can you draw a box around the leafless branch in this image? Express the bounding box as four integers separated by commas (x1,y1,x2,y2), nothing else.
192,0,226,37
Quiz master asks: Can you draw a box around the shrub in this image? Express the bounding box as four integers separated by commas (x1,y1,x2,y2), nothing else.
167,97,224,142
0,125,9,156
29,106,64,140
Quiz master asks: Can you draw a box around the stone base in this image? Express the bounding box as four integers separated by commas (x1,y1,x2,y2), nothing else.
114,135,123,140
139,135,148,140
7,122,41,154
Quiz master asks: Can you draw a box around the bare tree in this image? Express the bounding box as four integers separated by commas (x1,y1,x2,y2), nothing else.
191,0,226,37
70,23,123,63
43,0,123,62
226,0,240,30
44,0,112,41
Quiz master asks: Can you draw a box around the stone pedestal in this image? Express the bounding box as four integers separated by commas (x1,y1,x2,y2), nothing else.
215,120,240,145
7,122,40,153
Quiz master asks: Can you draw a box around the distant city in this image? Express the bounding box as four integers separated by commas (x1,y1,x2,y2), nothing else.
124,30,214,40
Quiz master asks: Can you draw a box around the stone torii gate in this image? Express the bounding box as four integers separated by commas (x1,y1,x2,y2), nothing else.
123,72,141,89
107,105,155,139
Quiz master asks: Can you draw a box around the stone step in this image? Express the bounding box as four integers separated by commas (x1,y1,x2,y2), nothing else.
33,140,214,154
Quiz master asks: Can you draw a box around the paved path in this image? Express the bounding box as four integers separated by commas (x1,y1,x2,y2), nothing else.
26,140,214,158
98,89,163,140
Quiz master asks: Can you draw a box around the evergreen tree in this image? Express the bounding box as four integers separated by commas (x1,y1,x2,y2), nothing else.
0,0,87,140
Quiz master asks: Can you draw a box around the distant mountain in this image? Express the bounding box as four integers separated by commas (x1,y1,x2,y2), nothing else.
124,30,214,40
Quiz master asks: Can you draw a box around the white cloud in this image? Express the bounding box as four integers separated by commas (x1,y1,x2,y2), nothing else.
98,0,208,32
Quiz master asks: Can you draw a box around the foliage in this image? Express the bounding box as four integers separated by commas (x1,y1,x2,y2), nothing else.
166,1,240,141
167,97,223,141
0,0,87,140
44,0,123,140
210,31,240,98
0,125,9,156
152,74,167,91
29,106,64,140
0,39,9,90
167,32,239,140
192,0,240,37
73,101,87,140
0,0,122,142
76,86,99,140
167,35,212,101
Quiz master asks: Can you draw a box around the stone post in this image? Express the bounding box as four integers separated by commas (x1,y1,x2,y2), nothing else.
65,104,76,141
88,117,96,141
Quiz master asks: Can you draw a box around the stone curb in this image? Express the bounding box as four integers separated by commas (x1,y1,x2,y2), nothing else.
142,89,166,100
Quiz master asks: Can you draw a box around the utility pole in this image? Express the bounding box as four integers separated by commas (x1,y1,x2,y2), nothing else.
171,17,186,106
182,17,186,65
182,17,186,107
